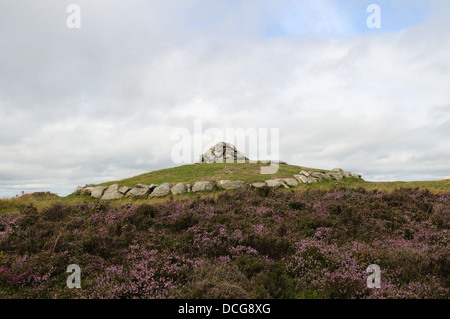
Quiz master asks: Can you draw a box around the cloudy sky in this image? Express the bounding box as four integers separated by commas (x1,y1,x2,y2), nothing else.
1,0,449,197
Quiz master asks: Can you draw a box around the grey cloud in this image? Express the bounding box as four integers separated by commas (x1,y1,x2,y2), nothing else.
0,1,449,196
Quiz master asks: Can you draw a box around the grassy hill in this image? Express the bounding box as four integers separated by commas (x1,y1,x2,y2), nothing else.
97,161,450,194
1,161,448,216
99,162,330,187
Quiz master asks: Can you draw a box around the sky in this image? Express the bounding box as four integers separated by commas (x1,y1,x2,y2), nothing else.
0,0,449,197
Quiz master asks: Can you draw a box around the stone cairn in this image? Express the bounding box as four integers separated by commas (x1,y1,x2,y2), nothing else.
73,143,362,200
197,142,247,163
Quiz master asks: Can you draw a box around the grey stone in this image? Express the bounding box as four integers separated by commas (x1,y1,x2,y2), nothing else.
118,186,131,195
197,142,247,163
299,170,311,177
310,172,326,181
83,187,94,196
126,184,151,198
151,183,172,197
323,172,334,180
329,172,344,180
171,183,186,195
91,186,108,199
217,180,246,190
294,175,310,184
251,182,267,188
283,178,299,187
192,181,216,192
148,184,158,194
73,186,84,195
266,179,289,189
102,184,124,200
309,177,319,183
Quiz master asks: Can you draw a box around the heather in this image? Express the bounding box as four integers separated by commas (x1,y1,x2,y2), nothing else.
0,187,448,299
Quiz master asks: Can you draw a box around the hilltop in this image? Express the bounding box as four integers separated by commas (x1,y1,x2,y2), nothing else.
99,161,329,187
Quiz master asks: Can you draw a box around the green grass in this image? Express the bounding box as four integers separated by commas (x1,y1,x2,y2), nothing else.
99,162,328,187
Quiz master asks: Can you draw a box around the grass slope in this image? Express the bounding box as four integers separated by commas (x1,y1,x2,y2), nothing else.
99,162,328,187
1,161,448,215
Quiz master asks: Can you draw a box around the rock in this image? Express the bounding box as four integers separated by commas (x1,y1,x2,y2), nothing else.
126,184,151,198
73,186,84,195
251,182,267,188
294,175,310,184
217,180,246,190
299,170,310,177
186,184,192,192
192,181,216,192
197,142,248,163
83,187,94,196
329,171,344,180
309,177,319,183
323,172,334,180
283,178,299,187
310,172,326,181
266,179,289,189
150,183,172,197
91,186,108,199
330,168,348,179
171,183,186,195
148,184,158,194
118,186,131,195
102,184,124,200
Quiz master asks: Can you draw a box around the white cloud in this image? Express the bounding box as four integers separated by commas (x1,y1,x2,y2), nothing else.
0,0,449,196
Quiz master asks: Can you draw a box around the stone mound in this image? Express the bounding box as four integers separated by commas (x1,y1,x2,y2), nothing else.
73,168,362,200
197,142,247,163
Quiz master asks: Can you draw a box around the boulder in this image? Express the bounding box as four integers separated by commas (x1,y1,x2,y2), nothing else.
151,183,172,197
266,179,289,189
329,171,344,180
126,184,151,198
192,181,216,192
251,182,267,188
323,172,334,180
294,175,310,184
197,142,248,163
217,180,246,190
102,184,124,200
309,177,319,183
186,184,192,192
73,186,84,195
118,186,131,195
83,187,94,196
171,183,186,195
91,186,108,199
282,178,299,187
148,184,158,194
299,170,310,177
330,168,347,179
310,172,326,181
